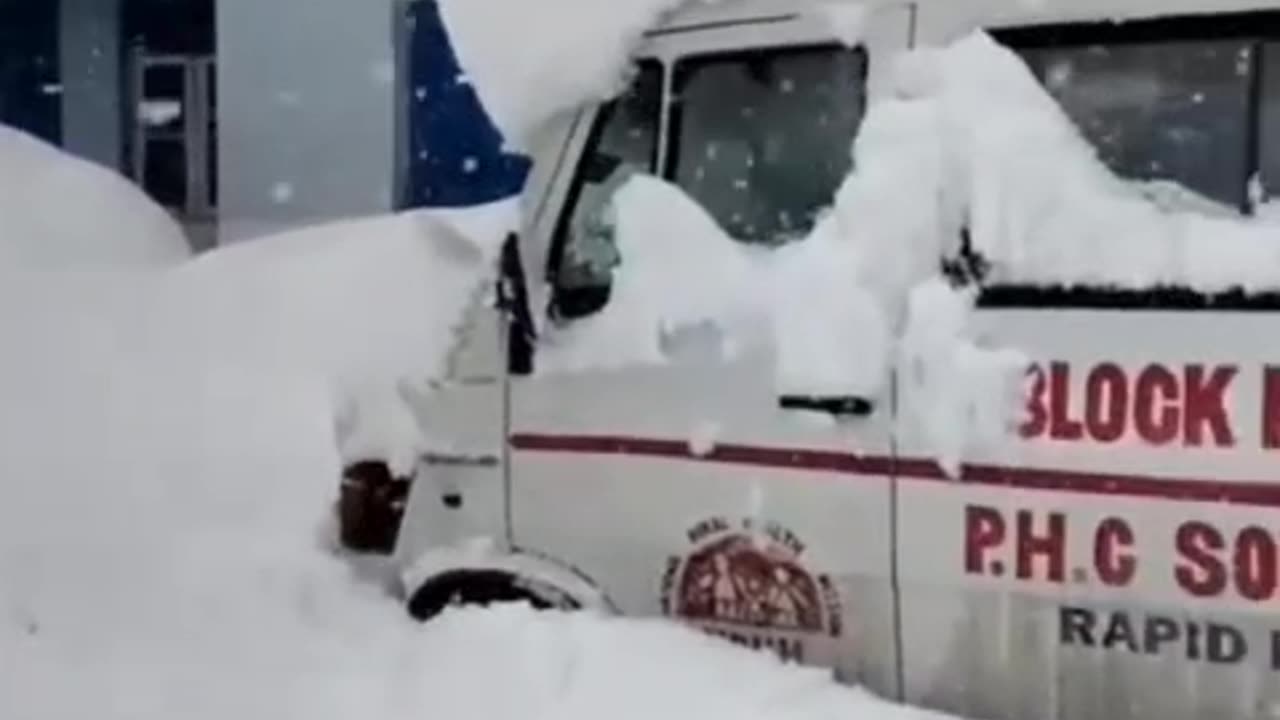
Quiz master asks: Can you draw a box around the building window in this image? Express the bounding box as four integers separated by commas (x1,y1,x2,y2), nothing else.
122,0,217,249
0,0,61,144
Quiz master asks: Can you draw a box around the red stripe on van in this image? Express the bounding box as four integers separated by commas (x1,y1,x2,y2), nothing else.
509,432,1280,507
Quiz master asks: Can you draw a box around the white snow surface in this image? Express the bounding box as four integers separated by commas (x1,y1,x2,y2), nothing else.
166,206,514,475
815,2,871,47
897,280,1029,477
0,124,191,268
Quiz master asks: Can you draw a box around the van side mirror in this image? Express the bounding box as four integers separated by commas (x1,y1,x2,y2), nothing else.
778,394,874,417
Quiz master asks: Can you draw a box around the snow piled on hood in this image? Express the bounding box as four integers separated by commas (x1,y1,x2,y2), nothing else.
170,205,514,475
0,124,191,268
438,0,704,146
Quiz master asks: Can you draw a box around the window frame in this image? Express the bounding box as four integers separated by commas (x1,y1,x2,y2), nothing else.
541,41,872,321
981,11,1280,311
542,59,665,290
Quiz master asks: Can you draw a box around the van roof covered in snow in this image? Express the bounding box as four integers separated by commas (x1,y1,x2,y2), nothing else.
651,0,1280,35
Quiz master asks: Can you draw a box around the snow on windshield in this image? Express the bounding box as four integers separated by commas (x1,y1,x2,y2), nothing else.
0,124,191,269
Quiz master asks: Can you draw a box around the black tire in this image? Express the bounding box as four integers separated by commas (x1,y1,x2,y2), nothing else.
406,569,571,623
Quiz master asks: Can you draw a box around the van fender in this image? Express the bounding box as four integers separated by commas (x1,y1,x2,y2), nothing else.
398,539,615,621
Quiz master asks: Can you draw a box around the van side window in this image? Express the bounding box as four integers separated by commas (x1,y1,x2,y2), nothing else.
983,13,1280,309
1017,40,1252,210
669,46,867,245
547,61,662,322
1259,43,1280,204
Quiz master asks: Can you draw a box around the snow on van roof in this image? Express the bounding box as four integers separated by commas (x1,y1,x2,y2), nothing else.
438,0,696,147
657,0,1280,36
649,0,861,31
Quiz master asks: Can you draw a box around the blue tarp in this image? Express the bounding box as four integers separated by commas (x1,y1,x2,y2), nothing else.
402,0,532,209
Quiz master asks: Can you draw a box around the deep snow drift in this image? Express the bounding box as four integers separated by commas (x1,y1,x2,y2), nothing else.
0,124,191,268
166,205,516,475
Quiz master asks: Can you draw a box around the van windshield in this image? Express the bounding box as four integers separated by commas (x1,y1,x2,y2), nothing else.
548,45,867,322
668,45,867,245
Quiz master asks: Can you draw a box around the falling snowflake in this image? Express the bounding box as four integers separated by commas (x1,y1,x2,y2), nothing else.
270,182,295,204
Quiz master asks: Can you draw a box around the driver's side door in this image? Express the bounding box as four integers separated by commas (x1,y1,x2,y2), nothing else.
509,9,912,693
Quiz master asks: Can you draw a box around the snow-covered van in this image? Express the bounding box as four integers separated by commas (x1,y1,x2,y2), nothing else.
350,2,1280,719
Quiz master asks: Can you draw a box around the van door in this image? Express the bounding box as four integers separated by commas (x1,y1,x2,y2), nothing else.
894,17,1280,720
510,7,912,695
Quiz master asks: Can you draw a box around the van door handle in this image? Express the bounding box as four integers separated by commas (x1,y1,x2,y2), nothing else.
778,395,874,417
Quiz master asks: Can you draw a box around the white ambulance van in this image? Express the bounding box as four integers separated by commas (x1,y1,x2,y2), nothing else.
352,2,1280,718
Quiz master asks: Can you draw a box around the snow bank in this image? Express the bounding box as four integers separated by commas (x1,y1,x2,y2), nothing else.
0,124,190,268
398,605,960,720
438,0,702,146
165,205,513,474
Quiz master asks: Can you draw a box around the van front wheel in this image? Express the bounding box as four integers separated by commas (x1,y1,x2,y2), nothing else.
406,569,578,622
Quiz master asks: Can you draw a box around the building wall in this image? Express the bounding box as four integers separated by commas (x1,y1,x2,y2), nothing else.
216,0,400,243
59,0,122,171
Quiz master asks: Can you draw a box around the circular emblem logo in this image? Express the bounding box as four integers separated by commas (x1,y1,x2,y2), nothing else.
661,517,842,664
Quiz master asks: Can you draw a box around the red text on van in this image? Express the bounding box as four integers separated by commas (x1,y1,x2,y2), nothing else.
1022,362,1237,448
964,504,1137,587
